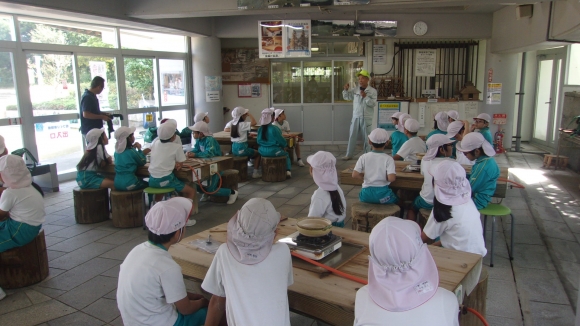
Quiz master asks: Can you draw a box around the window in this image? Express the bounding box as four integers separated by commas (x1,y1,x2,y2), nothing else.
120,29,186,53
272,62,301,104
334,61,364,103
26,53,77,117
18,18,116,47
332,42,362,55
0,52,18,116
159,59,185,106
34,120,83,173
567,44,580,85
124,57,157,109
0,126,23,150
0,14,14,41
127,110,188,144
303,62,331,103
77,56,119,111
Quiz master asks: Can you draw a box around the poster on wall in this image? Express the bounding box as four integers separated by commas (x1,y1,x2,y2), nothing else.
259,21,285,58
373,44,387,65
301,0,332,6
487,83,502,105
237,0,265,10
205,76,222,103
89,61,110,109
415,49,436,77
285,20,311,58
332,20,355,36
238,83,262,98
222,48,269,84
334,0,370,5
312,20,333,37
373,21,398,37
265,0,300,8
378,102,401,132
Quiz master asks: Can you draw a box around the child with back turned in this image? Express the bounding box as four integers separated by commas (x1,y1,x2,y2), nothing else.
307,151,346,227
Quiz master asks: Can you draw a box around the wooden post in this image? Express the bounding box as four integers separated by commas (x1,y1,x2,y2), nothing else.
111,189,145,228
351,202,401,233
261,156,286,182
0,230,49,289
459,267,488,326
73,187,109,224
209,169,239,203
232,156,248,181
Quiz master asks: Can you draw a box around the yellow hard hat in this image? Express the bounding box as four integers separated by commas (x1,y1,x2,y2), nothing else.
357,70,371,78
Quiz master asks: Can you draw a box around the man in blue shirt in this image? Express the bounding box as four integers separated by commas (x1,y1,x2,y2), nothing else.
80,76,111,136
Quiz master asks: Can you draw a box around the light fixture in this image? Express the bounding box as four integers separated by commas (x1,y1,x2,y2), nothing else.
311,43,320,52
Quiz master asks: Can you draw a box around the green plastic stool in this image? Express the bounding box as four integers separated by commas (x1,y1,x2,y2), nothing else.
479,203,514,267
143,187,176,208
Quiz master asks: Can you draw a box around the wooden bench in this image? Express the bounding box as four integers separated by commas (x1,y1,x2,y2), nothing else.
209,169,239,203
261,156,287,182
73,187,110,224
232,156,248,181
111,189,145,228
458,267,488,326
0,230,49,289
543,154,568,169
351,202,401,233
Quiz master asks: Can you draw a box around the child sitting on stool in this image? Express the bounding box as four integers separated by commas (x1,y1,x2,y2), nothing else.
307,151,346,227
352,128,398,205
228,107,262,179
76,128,115,190
273,109,304,167
113,126,150,191
388,113,410,157
257,108,292,179
426,111,449,140
456,132,500,210
148,120,197,226
393,119,426,162
187,121,238,205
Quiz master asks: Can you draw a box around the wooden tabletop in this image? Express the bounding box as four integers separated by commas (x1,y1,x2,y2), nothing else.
340,161,509,198
170,218,482,326
212,131,304,146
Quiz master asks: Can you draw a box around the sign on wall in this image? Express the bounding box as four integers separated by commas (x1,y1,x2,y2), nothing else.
493,113,507,125
487,83,502,105
415,49,436,77
373,44,387,65
259,21,285,58
285,20,311,58
222,48,269,84
378,101,401,131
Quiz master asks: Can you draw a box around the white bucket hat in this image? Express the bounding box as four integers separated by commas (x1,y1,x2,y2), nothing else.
368,128,389,144
231,107,249,125
0,154,32,189
430,160,471,206
189,121,212,136
404,119,420,133
194,112,209,123
434,112,449,132
114,126,136,154
145,197,193,235
456,132,495,157
86,128,105,150
307,151,338,191
259,108,274,125
423,134,454,161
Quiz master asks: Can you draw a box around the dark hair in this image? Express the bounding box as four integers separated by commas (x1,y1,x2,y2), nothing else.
148,230,177,244
408,131,418,136
436,144,450,157
370,141,387,149
329,190,345,216
432,197,453,222
457,126,465,135
468,147,484,157
260,124,270,141
433,119,438,130
125,134,134,150
230,116,245,138
90,76,105,89
77,135,107,171
31,181,44,197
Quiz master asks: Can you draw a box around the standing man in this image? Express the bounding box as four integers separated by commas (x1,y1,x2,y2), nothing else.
80,76,111,136
342,70,377,160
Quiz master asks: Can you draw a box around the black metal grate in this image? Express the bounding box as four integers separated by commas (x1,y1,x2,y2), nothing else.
394,40,480,99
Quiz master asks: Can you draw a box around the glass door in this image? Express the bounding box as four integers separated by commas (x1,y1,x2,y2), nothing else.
533,53,562,147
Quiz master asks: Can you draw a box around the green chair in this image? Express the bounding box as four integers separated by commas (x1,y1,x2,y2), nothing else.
479,203,514,267
143,187,176,209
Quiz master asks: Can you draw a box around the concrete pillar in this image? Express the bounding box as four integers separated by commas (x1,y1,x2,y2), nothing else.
191,36,223,132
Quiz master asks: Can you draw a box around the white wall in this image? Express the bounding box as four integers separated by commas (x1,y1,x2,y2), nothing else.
551,0,580,41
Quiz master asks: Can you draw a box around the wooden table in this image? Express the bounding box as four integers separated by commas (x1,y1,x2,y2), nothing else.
340,161,509,198
170,218,482,326
212,130,304,147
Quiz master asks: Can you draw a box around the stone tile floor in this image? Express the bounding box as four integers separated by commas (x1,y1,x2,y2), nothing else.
0,143,578,325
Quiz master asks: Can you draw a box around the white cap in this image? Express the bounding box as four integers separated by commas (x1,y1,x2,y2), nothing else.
158,121,176,141
434,112,449,132
114,126,136,154
145,197,193,235
194,112,208,123
189,121,212,136
430,160,471,206
0,154,32,189
455,132,495,156
231,107,249,125
404,119,420,133
447,110,459,121
447,121,465,137
259,108,274,125
474,113,491,123
397,113,411,133
423,134,454,161
0,135,5,154
86,128,105,150
274,109,285,120
306,151,338,191
391,112,402,120
368,128,389,144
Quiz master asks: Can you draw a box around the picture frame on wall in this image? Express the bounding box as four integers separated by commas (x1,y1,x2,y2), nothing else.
222,48,270,84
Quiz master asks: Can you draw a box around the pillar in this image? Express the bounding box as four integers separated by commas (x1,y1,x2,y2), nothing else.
191,36,223,132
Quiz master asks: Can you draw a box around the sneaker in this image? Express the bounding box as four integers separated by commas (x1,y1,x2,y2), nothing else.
252,170,262,179
247,159,254,167
186,219,197,227
227,190,238,205
286,171,292,179
0,287,6,301
200,194,209,202
297,159,305,167
342,156,352,161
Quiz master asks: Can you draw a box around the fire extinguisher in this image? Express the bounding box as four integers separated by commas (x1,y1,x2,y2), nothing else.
495,129,505,153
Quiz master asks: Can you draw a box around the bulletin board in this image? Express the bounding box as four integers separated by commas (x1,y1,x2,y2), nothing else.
418,101,479,128
222,48,270,84
377,101,401,131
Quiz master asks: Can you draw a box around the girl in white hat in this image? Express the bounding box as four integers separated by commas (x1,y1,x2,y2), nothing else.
76,128,115,190
388,113,410,157
113,126,150,191
273,109,305,167
307,151,346,227
228,107,262,179
393,118,426,162
426,111,449,140
257,108,292,178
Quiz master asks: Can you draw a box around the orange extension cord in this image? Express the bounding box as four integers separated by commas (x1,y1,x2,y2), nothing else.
498,178,525,189
291,251,489,326
185,166,223,195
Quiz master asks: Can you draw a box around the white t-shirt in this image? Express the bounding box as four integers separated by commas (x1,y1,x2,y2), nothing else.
117,242,187,326
201,243,294,326
225,121,232,130
85,146,110,171
397,137,427,162
455,141,474,166
308,187,346,224
354,285,459,326
273,120,291,132
231,121,251,143
354,152,397,188
0,186,45,226
143,135,182,150
419,158,451,204
423,201,487,257
148,141,186,178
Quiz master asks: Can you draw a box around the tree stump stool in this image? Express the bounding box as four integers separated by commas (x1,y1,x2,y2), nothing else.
232,156,249,181
0,230,49,289
418,208,432,229
351,202,401,233
209,169,239,203
111,189,145,228
458,267,488,326
543,154,568,169
73,187,109,224
261,156,287,182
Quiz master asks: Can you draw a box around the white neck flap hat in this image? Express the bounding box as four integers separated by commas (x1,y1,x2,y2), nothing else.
0,135,5,154
397,114,411,133
307,151,338,191
189,121,212,136
430,160,471,206
434,111,449,132
158,121,177,140
0,154,32,189
455,132,495,157
86,128,104,150
259,108,274,125
447,120,465,137
447,110,459,121
368,128,389,144
145,197,193,236
274,109,285,121
231,107,249,125
194,112,209,123
404,119,420,133
114,126,136,154
423,134,454,161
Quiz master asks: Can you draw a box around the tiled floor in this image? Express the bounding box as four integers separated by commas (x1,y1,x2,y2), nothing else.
0,143,578,325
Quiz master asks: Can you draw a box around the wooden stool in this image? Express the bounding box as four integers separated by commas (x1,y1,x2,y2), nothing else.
458,267,488,326
0,230,49,289
209,169,239,203
111,189,145,228
261,156,287,182
543,154,568,169
232,156,249,181
351,202,401,233
418,208,432,229
73,187,109,224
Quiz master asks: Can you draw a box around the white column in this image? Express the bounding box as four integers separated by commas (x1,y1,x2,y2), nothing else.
191,36,223,132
